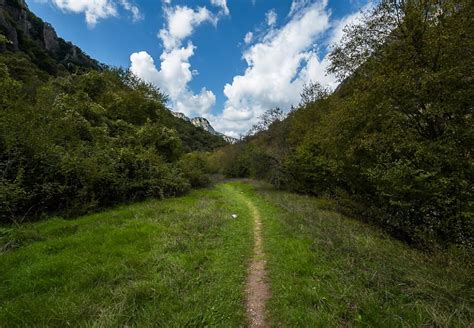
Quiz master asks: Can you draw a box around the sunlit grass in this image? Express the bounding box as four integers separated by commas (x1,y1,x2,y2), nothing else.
243,182,473,327
1,181,471,327
0,184,253,327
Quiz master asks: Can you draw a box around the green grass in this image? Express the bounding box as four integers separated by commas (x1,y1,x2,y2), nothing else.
0,184,253,327
241,182,473,327
1,181,472,327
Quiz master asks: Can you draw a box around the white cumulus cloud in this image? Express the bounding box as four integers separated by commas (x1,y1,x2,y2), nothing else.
130,45,216,118
265,9,277,26
158,5,217,50
209,0,334,137
128,0,370,137
244,31,253,44
210,0,229,15
130,2,228,117
47,0,142,27
208,0,371,137
119,0,143,22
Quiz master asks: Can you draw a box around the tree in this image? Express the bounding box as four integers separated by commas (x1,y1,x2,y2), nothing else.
325,0,474,245
299,81,330,107
248,107,286,135
0,34,11,46
328,1,400,81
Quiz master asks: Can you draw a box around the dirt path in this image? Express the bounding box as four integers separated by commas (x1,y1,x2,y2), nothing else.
244,198,270,328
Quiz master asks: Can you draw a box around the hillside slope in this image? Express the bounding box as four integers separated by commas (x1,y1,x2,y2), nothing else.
0,0,228,150
0,0,227,222
215,0,473,247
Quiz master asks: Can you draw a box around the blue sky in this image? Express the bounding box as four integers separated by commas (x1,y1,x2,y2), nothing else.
27,0,370,137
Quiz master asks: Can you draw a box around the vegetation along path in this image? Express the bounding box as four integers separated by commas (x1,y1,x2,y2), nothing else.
0,181,472,327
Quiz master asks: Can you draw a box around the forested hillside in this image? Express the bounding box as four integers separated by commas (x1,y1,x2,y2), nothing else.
0,0,226,223
214,0,473,247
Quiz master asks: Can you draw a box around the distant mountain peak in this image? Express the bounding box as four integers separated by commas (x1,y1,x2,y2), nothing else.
190,117,216,134
172,111,237,144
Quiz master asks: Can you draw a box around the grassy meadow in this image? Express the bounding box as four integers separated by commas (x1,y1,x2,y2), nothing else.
0,184,253,327
249,183,473,327
0,181,472,327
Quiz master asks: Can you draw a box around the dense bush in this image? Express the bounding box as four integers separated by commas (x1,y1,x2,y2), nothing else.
178,152,213,188
217,0,473,247
0,65,222,223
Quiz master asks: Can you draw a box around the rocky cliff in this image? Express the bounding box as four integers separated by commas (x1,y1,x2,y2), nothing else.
0,0,100,74
190,117,218,135
172,111,237,143
171,111,191,122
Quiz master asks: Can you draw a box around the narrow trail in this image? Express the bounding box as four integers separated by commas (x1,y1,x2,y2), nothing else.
244,197,270,328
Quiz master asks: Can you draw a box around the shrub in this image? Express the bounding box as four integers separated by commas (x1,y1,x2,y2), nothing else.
178,152,211,188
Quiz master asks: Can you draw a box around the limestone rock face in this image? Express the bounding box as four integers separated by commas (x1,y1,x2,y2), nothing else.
0,0,100,72
171,111,191,122
172,111,237,143
43,23,59,52
191,117,217,134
